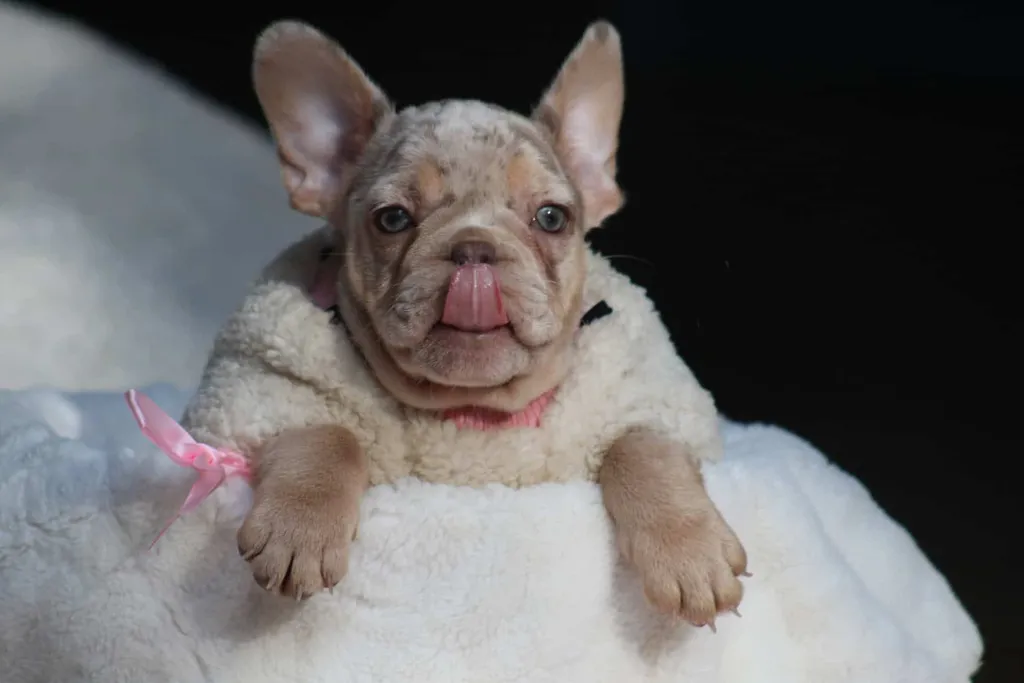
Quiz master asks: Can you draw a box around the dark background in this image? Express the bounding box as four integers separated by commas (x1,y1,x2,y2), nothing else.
23,0,1023,679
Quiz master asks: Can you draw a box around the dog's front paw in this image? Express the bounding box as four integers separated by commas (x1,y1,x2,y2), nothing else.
621,508,748,627
237,487,357,600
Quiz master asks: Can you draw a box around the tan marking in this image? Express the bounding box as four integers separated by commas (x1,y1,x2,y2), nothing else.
600,427,748,625
506,150,537,203
238,424,368,600
414,159,447,211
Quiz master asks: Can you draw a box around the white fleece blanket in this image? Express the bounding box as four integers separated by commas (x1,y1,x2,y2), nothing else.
0,385,982,683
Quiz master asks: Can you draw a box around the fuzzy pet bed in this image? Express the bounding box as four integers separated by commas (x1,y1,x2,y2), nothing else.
0,383,982,682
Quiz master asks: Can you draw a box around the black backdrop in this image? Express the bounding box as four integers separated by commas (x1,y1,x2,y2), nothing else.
21,0,1023,679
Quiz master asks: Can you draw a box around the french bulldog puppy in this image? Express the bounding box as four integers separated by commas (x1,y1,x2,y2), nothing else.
194,19,747,628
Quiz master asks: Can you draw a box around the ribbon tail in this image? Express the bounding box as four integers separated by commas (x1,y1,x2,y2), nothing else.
148,513,182,550
125,389,198,466
148,468,226,550
181,468,227,515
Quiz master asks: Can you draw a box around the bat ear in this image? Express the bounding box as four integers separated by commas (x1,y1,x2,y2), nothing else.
533,21,625,230
252,21,393,217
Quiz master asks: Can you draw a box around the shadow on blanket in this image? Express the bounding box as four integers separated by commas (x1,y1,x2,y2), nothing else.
0,385,981,683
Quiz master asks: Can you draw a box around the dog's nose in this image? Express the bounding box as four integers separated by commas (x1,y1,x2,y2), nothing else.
449,240,496,265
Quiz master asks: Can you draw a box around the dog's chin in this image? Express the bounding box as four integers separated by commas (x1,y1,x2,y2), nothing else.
397,323,532,388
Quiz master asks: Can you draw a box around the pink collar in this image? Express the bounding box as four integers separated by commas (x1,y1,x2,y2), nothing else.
442,388,556,430
311,246,611,431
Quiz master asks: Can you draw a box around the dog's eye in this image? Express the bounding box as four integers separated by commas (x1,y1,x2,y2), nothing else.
534,205,569,233
373,206,414,234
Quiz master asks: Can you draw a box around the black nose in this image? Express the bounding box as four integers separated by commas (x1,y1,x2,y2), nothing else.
450,240,496,265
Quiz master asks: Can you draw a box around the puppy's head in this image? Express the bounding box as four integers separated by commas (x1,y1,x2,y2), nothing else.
253,21,624,412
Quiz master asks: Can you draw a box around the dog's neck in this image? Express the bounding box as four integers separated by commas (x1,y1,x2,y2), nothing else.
309,246,611,430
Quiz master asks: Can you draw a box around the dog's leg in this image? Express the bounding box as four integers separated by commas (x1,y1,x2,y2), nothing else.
600,427,747,626
237,424,368,599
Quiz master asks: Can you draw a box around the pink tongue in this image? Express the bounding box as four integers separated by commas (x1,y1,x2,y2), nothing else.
441,264,509,332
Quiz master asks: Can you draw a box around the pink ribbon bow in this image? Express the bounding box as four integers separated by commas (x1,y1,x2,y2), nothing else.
125,389,251,548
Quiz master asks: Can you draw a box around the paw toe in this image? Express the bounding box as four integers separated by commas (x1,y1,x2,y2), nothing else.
677,574,718,626
722,535,748,576
321,543,350,588
643,575,683,615
250,542,293,594
712,570,744,613
237,521,270,561
284,550,328,599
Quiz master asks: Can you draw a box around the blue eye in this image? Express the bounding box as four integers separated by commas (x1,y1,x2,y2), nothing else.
374,206,414,234
534,204,569,233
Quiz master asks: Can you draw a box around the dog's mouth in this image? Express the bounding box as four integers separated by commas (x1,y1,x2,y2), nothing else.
429,263,517,358
362,259,563,392
439,264,510,334
380,263,524,389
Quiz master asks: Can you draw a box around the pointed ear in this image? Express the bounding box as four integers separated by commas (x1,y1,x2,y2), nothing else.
533,21,625,230
252,21,393,218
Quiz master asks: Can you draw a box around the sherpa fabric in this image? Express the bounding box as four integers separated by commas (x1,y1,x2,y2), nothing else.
181,227,722,487
0,384,982,682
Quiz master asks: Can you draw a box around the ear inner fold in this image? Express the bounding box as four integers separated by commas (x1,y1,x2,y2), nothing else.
252,21,393,217
533,21,626,230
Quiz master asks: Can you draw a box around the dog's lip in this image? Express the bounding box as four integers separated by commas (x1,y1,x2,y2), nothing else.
425,316,553,351
430,322,514,340
435,320,511,334
423,323,522,354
